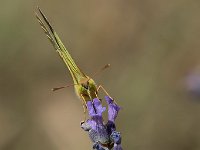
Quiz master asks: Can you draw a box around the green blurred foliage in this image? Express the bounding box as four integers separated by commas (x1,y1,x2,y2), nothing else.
1,0,200,150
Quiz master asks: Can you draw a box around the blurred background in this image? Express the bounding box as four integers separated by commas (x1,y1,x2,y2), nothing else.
1,0,200,150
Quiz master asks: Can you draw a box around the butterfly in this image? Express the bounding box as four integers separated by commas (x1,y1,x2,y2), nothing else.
35,7,114,120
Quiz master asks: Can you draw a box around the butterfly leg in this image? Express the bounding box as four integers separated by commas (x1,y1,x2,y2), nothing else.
94,91,102,102
97,85,117,104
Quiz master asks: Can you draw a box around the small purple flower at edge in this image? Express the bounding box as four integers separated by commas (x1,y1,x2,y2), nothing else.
105,96,120,122
81,96,122,150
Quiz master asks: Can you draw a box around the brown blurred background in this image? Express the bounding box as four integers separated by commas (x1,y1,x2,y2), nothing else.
1,0,200,150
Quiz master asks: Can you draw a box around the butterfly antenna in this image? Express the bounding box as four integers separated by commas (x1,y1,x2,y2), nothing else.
92,64,111,78
84,64,110,83
52,83,78,91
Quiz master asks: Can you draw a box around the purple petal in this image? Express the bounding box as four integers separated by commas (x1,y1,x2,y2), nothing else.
87,99,106,118
88,125,109,145
111,131,123,150
113,144,123,150
106,120,116,135
86,119,96,130
87,101,96,117
93,98,106,115
105,96,120,122
86,100,103,130
110,131,121,144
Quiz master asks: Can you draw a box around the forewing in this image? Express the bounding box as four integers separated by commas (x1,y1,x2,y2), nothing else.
35,7,87,84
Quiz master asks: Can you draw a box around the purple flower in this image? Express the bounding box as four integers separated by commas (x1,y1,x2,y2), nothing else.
81,96,122,150
185,73,200,96
105,96,120,123
111,131,122,150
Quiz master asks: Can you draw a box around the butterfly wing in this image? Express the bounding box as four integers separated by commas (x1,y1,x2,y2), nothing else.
35,7,87,84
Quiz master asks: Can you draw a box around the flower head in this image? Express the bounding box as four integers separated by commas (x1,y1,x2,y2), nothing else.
81,96,122,150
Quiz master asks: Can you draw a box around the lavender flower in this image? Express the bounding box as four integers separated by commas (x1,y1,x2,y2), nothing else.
81,96,122,150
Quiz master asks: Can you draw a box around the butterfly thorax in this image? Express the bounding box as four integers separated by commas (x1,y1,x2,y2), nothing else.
75,76,97,102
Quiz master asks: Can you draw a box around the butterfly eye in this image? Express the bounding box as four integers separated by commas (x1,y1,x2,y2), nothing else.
82,82,89,90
